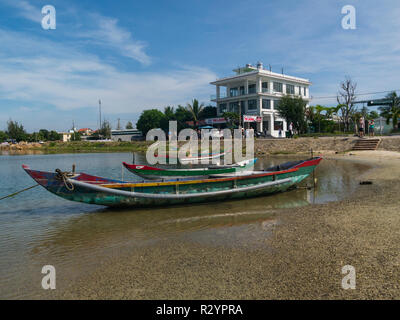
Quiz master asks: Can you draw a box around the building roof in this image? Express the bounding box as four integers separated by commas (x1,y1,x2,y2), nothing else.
210,65,311,85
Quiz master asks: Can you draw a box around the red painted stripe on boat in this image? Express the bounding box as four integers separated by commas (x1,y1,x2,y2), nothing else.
122,162,163,171
293,157,322,168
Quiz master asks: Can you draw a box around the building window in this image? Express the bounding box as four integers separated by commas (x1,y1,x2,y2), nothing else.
230,87,238,97
273,82,283,93
286,84,294,94
239,86,245,95
262,82,268,93
229,101,239,113
247,99,257,110
248,84,256,94
298,86,302,96
219,103,227,113
262,99,271,109
303,87,307,96
273,100,281,109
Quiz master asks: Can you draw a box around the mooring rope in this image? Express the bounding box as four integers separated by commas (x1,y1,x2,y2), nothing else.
55,168,75,191
0,184,39,201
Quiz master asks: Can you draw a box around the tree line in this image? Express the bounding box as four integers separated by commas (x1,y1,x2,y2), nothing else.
275,77,400,135
0,120,61,143
136,99,217,135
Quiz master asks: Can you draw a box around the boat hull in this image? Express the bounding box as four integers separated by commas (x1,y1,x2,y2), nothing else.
22,158,322,208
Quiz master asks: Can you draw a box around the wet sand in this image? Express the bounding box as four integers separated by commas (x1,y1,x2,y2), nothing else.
55,151,400,299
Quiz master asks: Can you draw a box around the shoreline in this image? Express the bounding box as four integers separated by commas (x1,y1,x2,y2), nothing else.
49,151,400,299
2,136,400,156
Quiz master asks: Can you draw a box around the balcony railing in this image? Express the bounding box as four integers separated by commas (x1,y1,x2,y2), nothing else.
210,92,227,100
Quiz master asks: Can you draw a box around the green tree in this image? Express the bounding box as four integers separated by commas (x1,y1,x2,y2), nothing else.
333,104,346,132
6,119,27,141
126,121,133,129
275,95,308,134
199,106,217,120
136,109,165,135
186,99,204,125
368,110,379,120
48,130,61,141
99,120,112,139
164,106,175,119
39,129,49,140
379,91,400,129
222,112,240,129
160,106,176,132
174,105,192,130
315,105,326,133
0,130,8,142
70,131,81,141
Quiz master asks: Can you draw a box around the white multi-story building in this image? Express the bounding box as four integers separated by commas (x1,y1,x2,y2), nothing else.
210,62,311,137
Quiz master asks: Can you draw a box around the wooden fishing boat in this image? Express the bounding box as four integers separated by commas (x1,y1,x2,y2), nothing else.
22,157,322,208
156,151,227,165
122,158,257,180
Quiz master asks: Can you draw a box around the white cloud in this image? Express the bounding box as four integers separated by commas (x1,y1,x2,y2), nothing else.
77,14,152,65
6,0,41,23
4,2,151,66
0,29,216,117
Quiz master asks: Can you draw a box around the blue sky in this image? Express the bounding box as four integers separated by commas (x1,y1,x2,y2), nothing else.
0,0,399,132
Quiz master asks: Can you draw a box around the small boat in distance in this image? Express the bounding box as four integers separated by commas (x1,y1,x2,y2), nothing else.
155,151,228,165
122,158,257,180
22,157,322,208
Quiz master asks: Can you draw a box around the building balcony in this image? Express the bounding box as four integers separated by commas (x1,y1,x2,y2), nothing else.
210,92,227,100
211,91,310,102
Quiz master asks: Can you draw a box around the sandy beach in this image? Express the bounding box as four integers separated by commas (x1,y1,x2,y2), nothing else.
47,150,400,300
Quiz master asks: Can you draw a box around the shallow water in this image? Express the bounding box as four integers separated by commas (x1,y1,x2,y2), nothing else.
0,152,370,298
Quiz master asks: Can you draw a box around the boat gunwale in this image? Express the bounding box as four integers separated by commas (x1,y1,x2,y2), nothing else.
68,176,294,199
100,167,300,188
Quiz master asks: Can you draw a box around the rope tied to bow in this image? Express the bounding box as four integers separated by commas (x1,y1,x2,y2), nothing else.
55,168,75,191
0,184,39,201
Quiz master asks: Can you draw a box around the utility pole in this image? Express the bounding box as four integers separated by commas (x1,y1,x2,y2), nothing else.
99,99,102,130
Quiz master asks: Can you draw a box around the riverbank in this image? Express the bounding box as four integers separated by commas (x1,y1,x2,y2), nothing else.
255,135,400,155
52,150,400,299
0,141,152,154
2,136,400,156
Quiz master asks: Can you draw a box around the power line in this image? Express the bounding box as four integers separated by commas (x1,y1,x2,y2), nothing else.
311,89,400,100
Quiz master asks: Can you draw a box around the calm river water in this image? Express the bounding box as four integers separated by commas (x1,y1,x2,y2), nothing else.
0,152,370,299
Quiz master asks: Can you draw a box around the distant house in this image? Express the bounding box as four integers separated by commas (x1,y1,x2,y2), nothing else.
59,132,72,142
111,129,144,141
78,128,94,136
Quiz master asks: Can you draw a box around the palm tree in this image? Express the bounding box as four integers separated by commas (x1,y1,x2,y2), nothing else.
306,106,316,122
186,99,204,126
334,104,346,132
379,91,400,129
164,106,175,120
315,105,326,133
